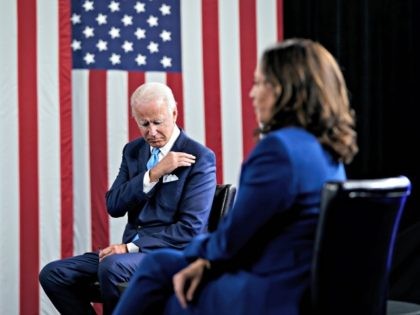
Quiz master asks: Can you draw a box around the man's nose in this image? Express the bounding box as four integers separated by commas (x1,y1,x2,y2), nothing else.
148,125,158,135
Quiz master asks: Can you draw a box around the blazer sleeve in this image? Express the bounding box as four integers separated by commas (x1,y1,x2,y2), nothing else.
136,147,217,252
106,143,148,218
184,135,297,261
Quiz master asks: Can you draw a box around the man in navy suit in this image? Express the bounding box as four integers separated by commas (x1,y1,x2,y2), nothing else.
39,82,217,315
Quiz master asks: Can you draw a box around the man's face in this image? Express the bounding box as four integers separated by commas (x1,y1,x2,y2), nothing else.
132,98,177,148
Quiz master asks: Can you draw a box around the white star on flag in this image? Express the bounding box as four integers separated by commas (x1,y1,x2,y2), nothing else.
147,15,158,27
135,1,145,13
109,1,120,12
96,14,107,25
96,39,107,51
160,56,172,68
110,53,121,65
84,52,95,64
135,28,146,39
160,4,171,16
147,41,159,53
160,30,171,42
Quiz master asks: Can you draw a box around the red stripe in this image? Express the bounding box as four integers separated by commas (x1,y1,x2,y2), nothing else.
202,0,223,183
239,0,258,159
17,0,39,313
59,0,74,258
277,0,284,40
128,72,145,141
89,71,109,250
166,73,185,129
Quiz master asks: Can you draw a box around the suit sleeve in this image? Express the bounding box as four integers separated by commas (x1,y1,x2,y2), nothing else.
106,143,148,218
184,135,297,261
136,148,217,252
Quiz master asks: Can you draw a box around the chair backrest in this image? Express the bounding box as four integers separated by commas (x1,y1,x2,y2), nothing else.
311,176,411,315
207,184,236,232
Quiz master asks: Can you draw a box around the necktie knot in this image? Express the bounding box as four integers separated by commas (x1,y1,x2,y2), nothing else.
146,147,160,170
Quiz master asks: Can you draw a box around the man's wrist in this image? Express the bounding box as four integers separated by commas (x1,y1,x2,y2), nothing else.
149,169,161,182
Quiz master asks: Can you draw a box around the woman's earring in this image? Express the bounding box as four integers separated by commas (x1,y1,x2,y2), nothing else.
275,85,282,98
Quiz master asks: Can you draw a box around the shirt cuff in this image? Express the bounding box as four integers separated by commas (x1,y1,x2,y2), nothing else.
143,171,158,193
126,242,140,253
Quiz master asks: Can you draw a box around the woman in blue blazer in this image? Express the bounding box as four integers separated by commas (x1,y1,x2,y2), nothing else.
113,38,359,315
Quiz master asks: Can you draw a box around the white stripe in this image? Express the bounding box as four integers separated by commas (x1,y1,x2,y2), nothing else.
107,71,129,244
180,0,205,144
219,0,243,186
37,1,61,313
256,0,278,59
37,0,61,266
72,70,92,255
145,72,167,84
0,2,20,314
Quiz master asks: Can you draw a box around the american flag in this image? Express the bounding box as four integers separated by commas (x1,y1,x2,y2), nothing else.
0,0,283,314
71,0,182,71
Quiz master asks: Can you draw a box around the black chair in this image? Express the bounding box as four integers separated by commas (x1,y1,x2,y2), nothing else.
207,183,236,232
311,176,420,315
116,183,236,294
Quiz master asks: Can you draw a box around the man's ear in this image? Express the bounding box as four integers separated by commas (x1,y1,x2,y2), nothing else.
172,108,178,123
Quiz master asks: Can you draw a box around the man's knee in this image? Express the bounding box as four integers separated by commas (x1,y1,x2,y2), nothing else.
39,260,63,290
98,254,125,281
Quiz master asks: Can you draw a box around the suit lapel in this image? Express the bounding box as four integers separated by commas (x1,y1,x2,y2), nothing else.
137,142,151,174
171,130,187,152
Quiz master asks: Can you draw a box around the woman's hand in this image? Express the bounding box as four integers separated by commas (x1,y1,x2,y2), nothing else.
172,258,211,309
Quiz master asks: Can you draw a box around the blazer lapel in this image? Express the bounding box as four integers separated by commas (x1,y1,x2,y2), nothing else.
137,143,151,174
171,129,187,152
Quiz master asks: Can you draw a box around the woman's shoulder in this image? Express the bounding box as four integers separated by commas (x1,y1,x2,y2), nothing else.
257,127,323,161
265,127,316,144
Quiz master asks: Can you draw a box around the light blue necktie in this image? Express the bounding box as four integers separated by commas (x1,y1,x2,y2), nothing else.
146,147,160,170
131,147,160,243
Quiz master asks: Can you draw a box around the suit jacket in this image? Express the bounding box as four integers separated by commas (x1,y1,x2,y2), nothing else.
106,130,216,253
182,127,346,315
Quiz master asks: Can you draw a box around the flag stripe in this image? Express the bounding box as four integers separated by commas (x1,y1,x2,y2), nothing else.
145,72,166,83
128,73,145,141
239,0,258,160
202,0,224,183
18,0,40,312
257,0,278,56
107,71,129,244
72,70,92,255
166,73,185,129
180,0,206,145
89,71,110,250
277,0,284,40
59,0,74,259
219,0,244,185
38,0,61,266
0,0,19,312
39,1,62,313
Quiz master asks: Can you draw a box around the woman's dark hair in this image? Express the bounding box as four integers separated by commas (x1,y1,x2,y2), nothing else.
259,38,358,164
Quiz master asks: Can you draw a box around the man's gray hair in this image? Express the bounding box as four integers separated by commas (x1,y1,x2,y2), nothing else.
131,82,177,115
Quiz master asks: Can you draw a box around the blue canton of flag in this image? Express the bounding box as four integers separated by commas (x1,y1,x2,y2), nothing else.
71,0,181,71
